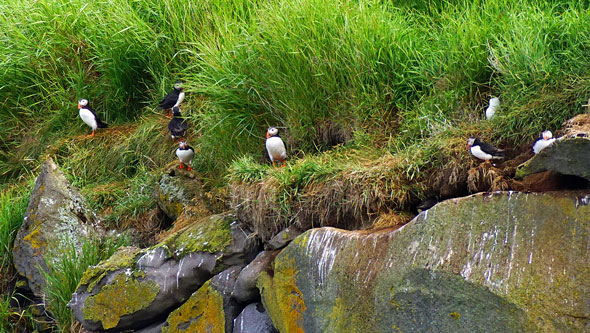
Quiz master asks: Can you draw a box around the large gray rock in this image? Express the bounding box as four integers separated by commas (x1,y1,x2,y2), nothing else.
12,158,99,297
233,303,278,333
70,213,259,331
232,251,278,304
155,168,209,220
265,226,303,250
259,191,590,332
516,137,590,180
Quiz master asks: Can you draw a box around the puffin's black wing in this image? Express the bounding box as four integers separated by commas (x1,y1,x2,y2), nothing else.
88,107,108,128
478,141,503,155
168,118,188,137
159,89,180,109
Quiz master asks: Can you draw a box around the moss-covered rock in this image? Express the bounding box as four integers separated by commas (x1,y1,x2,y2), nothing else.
155,168,210,220
260,191,590,332
516,137,590,180
12,158,100,297
70,213,259,331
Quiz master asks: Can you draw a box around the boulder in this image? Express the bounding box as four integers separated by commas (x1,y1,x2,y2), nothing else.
70,213,259,331
258,191,590,332
12,158,99,297
232,251,279,304
155,167,210,220
161,266,243,332
265,226,303,250
233,303,278,333
516,137,590,181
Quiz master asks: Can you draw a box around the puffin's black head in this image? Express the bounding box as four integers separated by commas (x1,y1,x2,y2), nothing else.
172,106,181,117
174,81,184,91
78,99,89,109
467,137,478,147
266,127,279,139
542,130,553,140
179,139,187,149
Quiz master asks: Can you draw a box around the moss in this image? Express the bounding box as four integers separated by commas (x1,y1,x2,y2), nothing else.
83,272,159,330
449,312,461,320
161,214,232,257
258,258,306,333
78,246,142,292
162,280,224,333
23,226,45,254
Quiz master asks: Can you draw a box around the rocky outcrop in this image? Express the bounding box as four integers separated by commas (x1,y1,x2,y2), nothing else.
516,137,590,180
259,191,590,332
69,213,259,331
155,167,210,220
13,158,99,297
232,251,278,304
233,303,278,333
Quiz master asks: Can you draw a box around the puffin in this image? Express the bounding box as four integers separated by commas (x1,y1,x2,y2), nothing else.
78,99,108,137
467,137,504,161
265,127,287,167
485,97,500,120
159,81,185,116
416,196,439,213
532,130,556,154
168,106,188,141
175,140,194,171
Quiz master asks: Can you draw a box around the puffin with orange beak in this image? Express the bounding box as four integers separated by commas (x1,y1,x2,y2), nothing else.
265,127,287,167
175,140,194,171
78,99,108,137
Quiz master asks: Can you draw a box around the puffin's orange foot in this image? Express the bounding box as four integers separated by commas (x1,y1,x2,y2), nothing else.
281,161,286,167
178,163,185,169
86,131,95,138
186,166,192,171
272,161,276,167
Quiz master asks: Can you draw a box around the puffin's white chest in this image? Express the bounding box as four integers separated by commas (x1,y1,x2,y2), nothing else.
470,145,492,160
176,148,194,163
532,138,555,154
174,92,185,107
266,137,287,161
485,105,497,120
79,108,97,130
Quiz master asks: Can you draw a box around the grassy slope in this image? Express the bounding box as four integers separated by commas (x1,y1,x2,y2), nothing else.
1,0,590,329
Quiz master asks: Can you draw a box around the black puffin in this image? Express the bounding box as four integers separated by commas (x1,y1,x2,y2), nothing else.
467,137,504,161
265,127,287,167
78,99,107,137
175,140,194,171
168,106,188,141
532,130,556,154
159,81,185,116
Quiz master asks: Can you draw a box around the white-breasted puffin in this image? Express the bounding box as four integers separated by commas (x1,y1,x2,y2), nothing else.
266,127,287,167
168,106,188,141
532,130,556,154
159,81,185,117
467,137,504,161
78,99,108,137
175,140,194,171
485,97,500,120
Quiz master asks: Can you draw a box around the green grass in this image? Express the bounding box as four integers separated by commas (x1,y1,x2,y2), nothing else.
42,234,132,332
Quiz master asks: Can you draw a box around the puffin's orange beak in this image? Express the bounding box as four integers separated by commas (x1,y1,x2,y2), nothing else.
266,131,270,139
77,104,81,109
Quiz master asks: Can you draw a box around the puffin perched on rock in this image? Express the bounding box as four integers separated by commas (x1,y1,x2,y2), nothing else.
266,127,287,167
168,106,188,141
78,99,107,137
175,140,194,171
159,81,185,117
532,130,556,154
485,97,500,120
467,137,504,162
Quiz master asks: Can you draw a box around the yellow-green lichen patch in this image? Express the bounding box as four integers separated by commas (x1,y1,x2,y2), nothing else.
161,215,232,257
83,273,159,330
162,280,224,333
258,259,306,333
23,225,46,254
78,247,142,293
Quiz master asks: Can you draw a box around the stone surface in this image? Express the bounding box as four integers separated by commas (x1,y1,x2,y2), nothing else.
265,226,303,250
232,251,279,304
155,168,209,220
12,158,99,297
233,303,278,333
70,213,259,331
259,191,590,332
516,137,590,180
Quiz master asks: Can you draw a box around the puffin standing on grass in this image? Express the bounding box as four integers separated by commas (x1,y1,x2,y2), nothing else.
467,137,504,162
485,97,500,120
159,81,185,117
78,99,107,137
175,140,194,171
168,106,188,141
266,127,287,167
532,130,556,154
